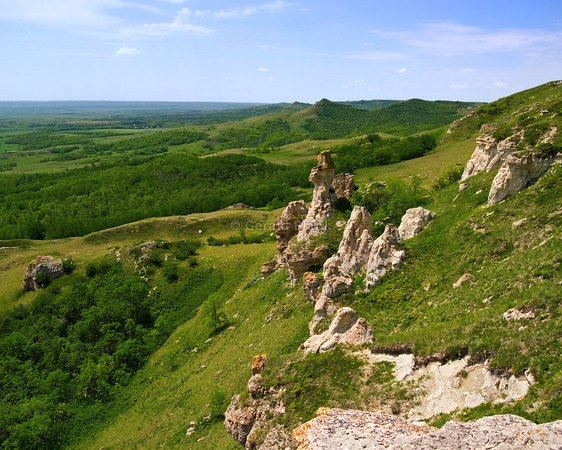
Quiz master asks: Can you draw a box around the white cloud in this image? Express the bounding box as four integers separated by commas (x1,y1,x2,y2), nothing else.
371,22,562,56
120,8,213,37
345,51,407,61
397,67,407,74
493,81,507,87
194,1,290,20
115,46,141,56
258,66,269,72
120,1,291,37
268,76,275,81
450,83,468,89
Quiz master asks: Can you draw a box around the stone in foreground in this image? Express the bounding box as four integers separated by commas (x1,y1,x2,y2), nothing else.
293,408,562,449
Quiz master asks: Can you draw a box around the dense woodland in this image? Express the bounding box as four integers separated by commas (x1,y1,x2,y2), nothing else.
0,258,225,448
0,154,310,239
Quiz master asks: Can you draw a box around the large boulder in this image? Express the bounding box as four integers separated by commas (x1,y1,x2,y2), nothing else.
303,307,373,354
292,408,562,449
488,152,558,204
23,256,64,290
461,130,521,181
297,151,337,241
397,207,435,241
364,225,404,290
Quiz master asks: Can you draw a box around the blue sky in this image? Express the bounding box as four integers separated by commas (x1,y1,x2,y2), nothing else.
1,0,561,102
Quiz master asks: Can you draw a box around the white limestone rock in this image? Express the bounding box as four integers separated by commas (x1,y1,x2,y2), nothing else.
397,207,435,241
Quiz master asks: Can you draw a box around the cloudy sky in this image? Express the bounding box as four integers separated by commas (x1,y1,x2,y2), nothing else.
0,0,561,102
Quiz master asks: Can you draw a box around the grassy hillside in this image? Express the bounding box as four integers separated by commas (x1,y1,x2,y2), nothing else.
0,82,560,449
300,98,476,139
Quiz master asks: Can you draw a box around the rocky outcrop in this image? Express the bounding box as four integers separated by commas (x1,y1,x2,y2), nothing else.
23,256,64,290
225,395,259,446
297,151,337,242
225,355,295,449
364,225,404,290
264,152,356,285
303,307,373,354
293,408,562,450
274,201,309,254
317,206,374,308
397,207,435,241
331,173,357,202
329,206,373,275
303,272,321,303
283,244,330,286
357,351,535,421
140,241,158,262
488,152,558,204
261,201,308,275
461,131,521,181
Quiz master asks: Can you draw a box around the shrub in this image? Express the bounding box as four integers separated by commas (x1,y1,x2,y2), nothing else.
172,240,202,260
209,389,229,421
205,299,228,336
354,176,430,232
162,260,179,283
85,257,114,278
34,270,52,288
62,258,76,274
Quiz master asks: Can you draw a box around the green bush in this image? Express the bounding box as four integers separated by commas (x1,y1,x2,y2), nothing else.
162,260,179,283
209,389,229,421
172,239,203,260
62,258,76,274
354,176,430,232
335,134,437,173
34,270,52,288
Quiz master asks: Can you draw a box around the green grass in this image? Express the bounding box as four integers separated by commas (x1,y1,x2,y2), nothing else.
0,82,560,448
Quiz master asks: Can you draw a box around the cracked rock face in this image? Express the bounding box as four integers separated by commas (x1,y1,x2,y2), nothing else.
292,408,562,450
461,131,521,182
297,151,336,242
488,152,557,204
397,207,435,241
364,225,404,290
23,255,64,290
303,307,373,354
